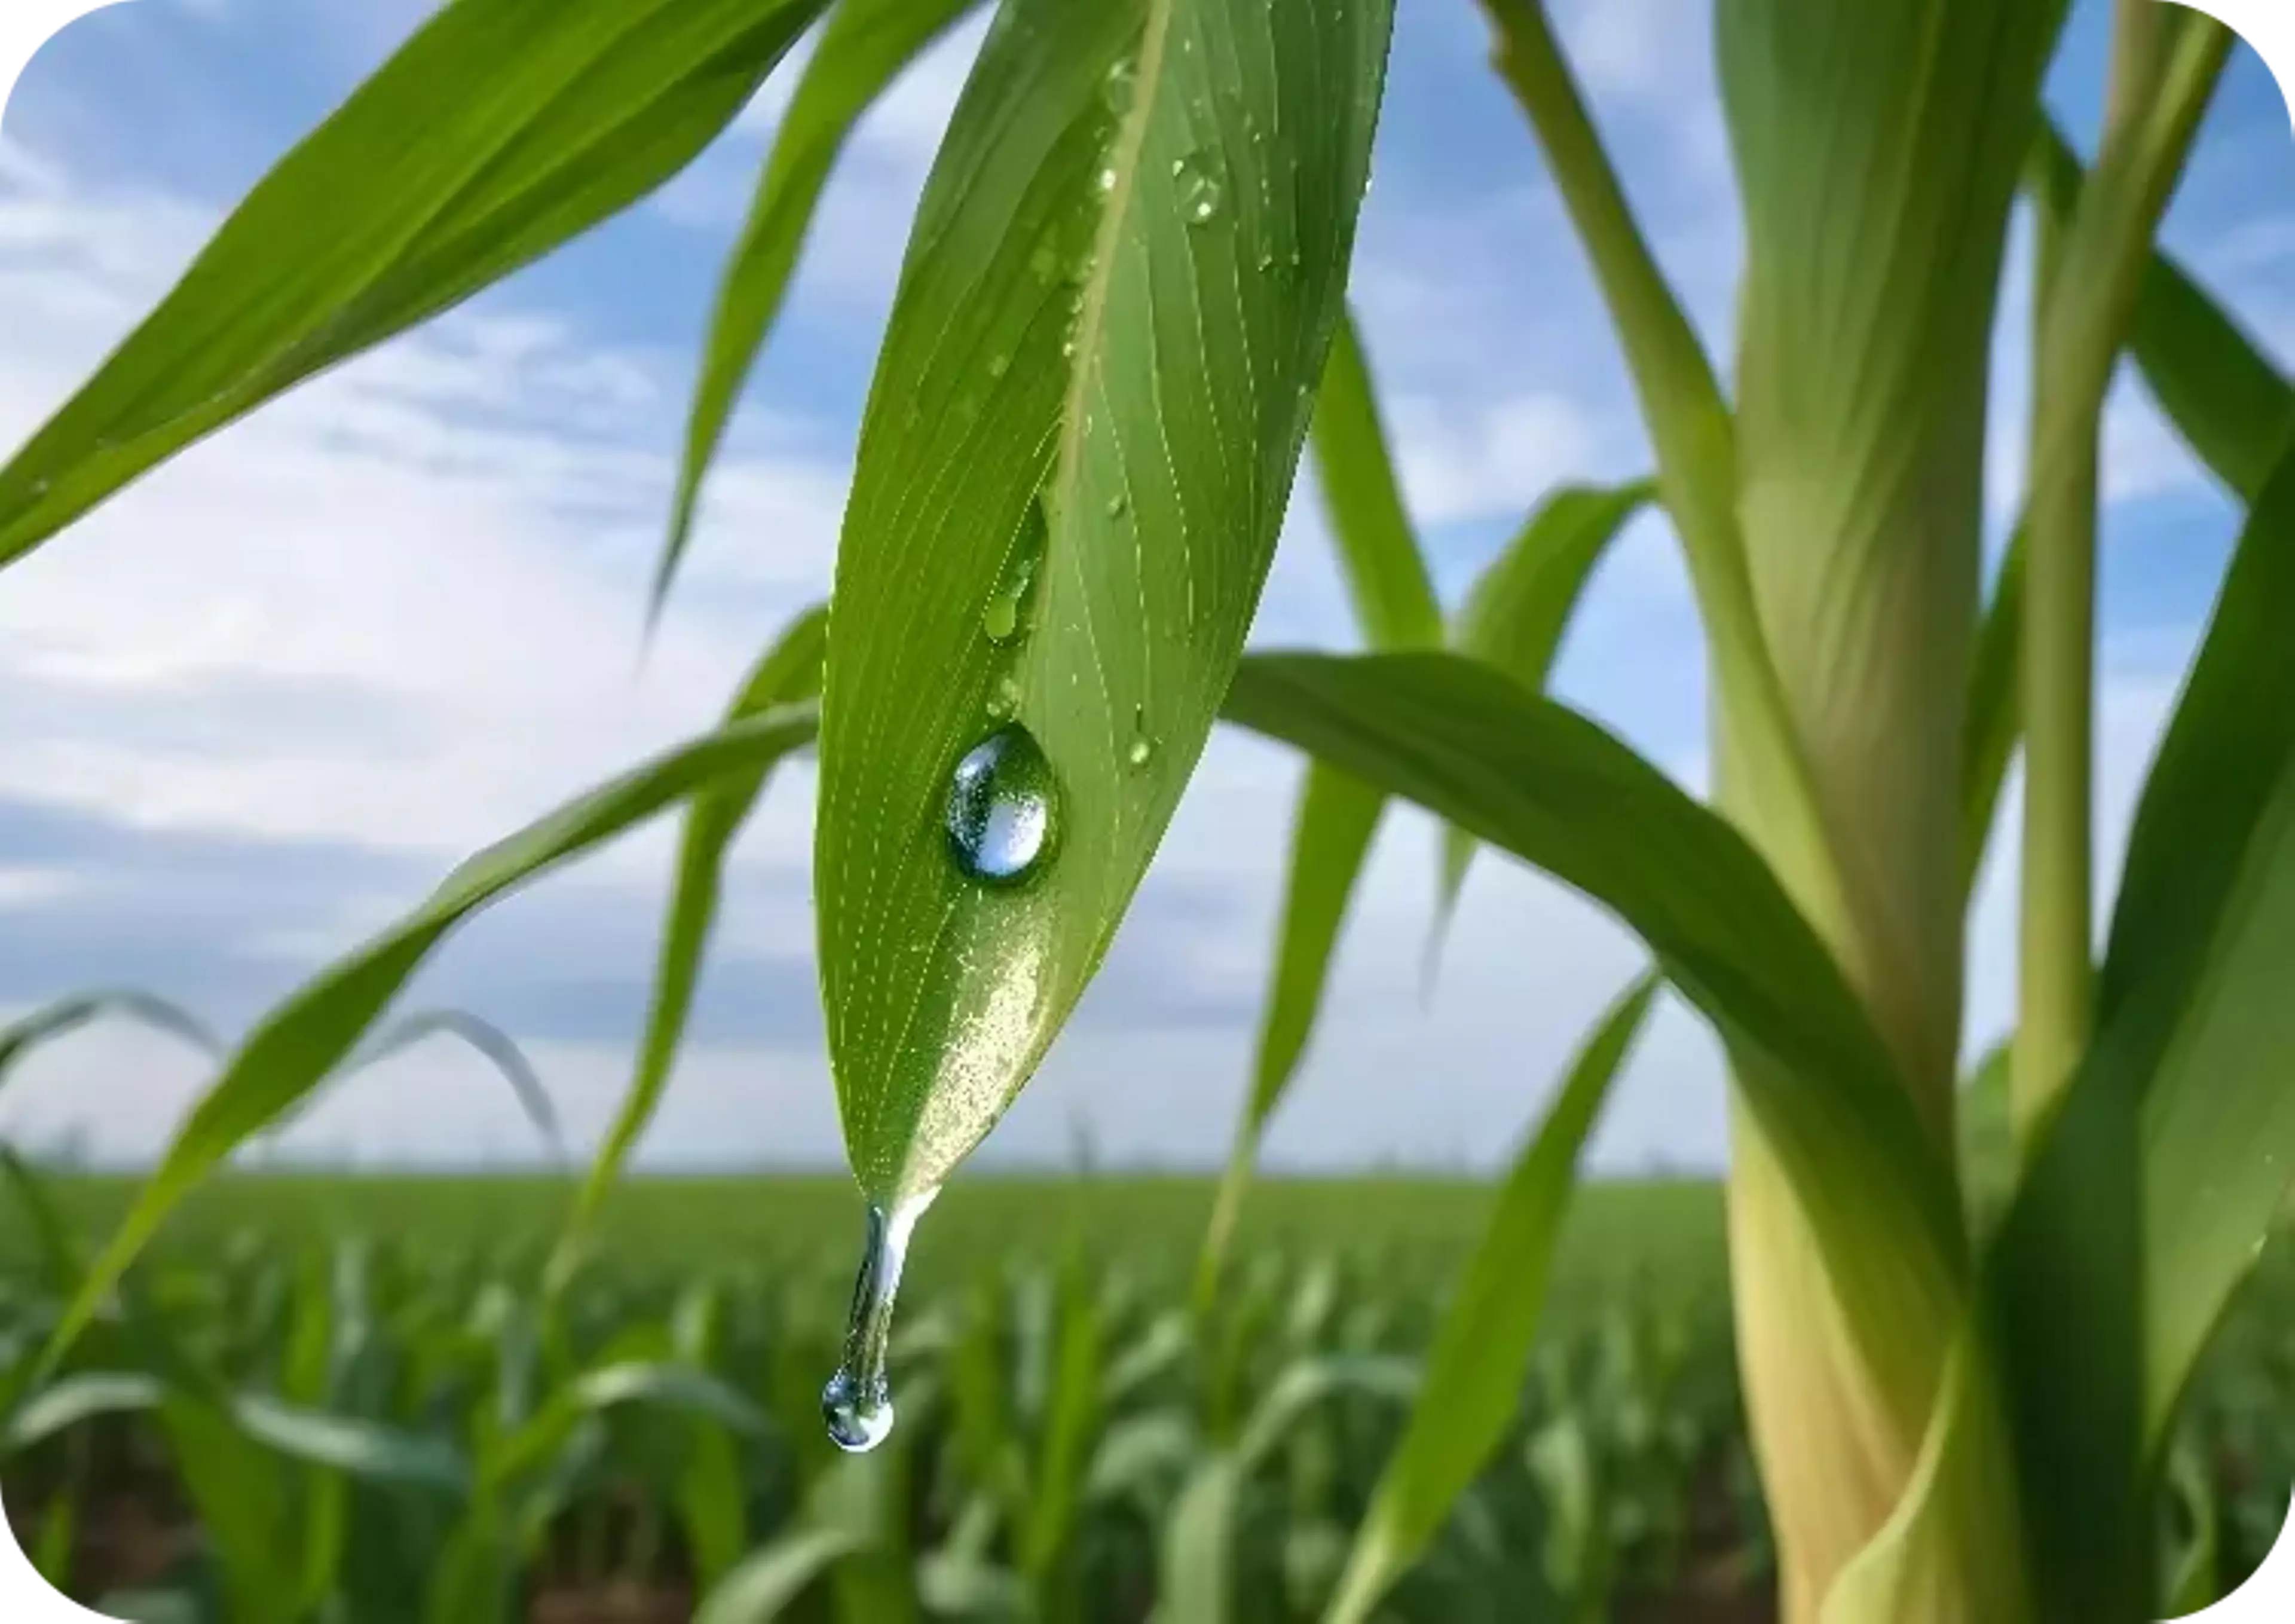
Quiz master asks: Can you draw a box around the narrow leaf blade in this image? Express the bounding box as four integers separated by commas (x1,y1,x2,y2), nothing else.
1326,972,1658,1624
656,0,983,613
0,0,826,567
41,705,821,1366
818,0,1397,1198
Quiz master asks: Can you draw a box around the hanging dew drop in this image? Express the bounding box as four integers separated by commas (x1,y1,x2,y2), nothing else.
946,724,1059,885
821,1192,937,1454
1127,705,1156,770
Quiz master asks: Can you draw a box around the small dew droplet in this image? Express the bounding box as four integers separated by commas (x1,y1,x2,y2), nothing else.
983,595,1021,643
947,724,1060,885
987,353,1011,379
1103,57,1139,115
1105,493,1129,519
1175,152,1223,225
1096,166,1119,194
986,672,1022,720
821,1193,937,1454
1127,706,1156,770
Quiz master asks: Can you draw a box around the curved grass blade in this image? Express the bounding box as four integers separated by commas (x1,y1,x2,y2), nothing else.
1324,972,1657,1624
38,705,820,1370
0,0,828,568
2031,118,2295,503
229,1393,471,1496
555,604,829,1276
1161,1356,1416,1623
1197,307,1439,1308
696,1527,874,1624
1312,309,1442,652
1989,439,2295,1616
818,0,1397,1200
1196,764,1382,1312
655,0,985,617
1219,652,1965,1406
1966,121,2291,907
0,989,223,1101
345,1010,564,1162
1432,479,1654,962
2,1372,163,1453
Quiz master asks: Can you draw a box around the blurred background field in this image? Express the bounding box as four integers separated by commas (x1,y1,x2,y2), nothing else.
2,1172,2286,1621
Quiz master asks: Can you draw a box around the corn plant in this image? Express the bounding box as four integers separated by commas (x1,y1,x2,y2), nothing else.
2,0,2293,1621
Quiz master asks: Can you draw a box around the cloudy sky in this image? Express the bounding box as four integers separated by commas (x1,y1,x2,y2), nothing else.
0,0,2288,1178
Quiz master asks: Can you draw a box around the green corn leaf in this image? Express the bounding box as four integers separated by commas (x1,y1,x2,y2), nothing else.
557,603,829,1274
1326,972,1658,1624
229,1393,472,1495
39,705,821,1370
1158,1457,1243,1624
32,1494,74,1593
2107,442,2295,1439
1311,309,1443,652
1219,652,1966,1408
0,0,830,570
2031,118,2295,504
656,0,985,615
1160,1357,1416,1624
345,1010,563,1161
1990,438,2295,1616
1433,479,1655,955
696,1527,874,1624
1198,763,1383,1312
3,1373,164,1452
0,990,222,1100
162,1392,299,1624
817,0,1396,1200
1964,121,2293,906
1198,306,1439,1309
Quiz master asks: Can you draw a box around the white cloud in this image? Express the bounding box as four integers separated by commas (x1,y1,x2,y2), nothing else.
1391,390,1604,525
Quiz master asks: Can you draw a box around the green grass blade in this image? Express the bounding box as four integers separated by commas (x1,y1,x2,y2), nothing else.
817,0,1396,1200
696,1527,874,1624
1158,1457,1242,1624
1199,307,1437,1307
1220,652,1964,1403
1325,972,1657,1624
38,705,819,1370
0,989,223,1099
228,1393,472,1496
1311,308,1442,652
1197,763,1382,1311
3,1373,164,1452
347,1010,564,1162
2106,442,2295,1439
1966,121,2291,907
0,0,827,570
2031,118,2295,502
655,0,984,617
1433,479,1654,957
1988,439,2295,1616
556,604,829,1274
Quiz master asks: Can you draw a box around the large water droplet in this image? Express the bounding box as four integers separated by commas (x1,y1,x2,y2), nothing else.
821,1192,937,1454
1175,154,1223,225
947,724,1059,885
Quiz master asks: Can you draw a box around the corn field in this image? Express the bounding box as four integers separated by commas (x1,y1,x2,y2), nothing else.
0,1175,2289,1621
4,0,2295,1619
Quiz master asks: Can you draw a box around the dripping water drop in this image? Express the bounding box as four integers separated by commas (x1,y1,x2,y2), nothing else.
821,1191,938,1453
946,724,1060,885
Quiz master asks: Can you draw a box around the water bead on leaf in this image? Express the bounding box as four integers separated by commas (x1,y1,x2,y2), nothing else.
946,725,1059,885
1175,152,1223,225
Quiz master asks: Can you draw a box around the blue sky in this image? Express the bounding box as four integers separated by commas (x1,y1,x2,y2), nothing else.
0,0,2288,1176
